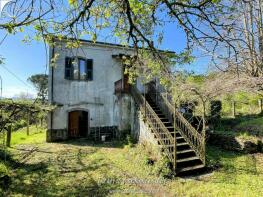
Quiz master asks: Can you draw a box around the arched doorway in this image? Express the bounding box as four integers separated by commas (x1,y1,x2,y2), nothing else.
68,110,89,138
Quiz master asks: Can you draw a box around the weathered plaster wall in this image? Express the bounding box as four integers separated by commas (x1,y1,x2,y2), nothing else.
117,94,132,131
136,112,158,145
48,41,144,140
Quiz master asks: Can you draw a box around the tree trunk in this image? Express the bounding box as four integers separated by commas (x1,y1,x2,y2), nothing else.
259,99,263,114
6,125,11,147
232,101,236,118
27,111,30,136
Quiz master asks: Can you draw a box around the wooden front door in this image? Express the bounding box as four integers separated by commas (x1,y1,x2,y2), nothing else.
68,111,88,138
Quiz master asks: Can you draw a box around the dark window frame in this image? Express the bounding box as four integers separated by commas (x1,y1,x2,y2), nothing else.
65,57,93,81
86,59,93,81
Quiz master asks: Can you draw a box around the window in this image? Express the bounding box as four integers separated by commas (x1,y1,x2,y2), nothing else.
65,57,93,81
79,58,86,80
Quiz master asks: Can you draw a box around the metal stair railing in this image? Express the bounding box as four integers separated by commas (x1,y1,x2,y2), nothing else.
130,86,177,170
148,83,205,164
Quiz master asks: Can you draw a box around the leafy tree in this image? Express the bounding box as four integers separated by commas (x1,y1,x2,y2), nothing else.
27,74,48,104
0,0,237,83
2,1,263,81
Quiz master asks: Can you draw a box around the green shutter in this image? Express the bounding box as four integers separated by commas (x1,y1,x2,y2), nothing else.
86,59,93,80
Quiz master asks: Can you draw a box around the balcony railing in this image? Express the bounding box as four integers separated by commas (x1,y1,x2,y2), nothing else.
114,76,130,94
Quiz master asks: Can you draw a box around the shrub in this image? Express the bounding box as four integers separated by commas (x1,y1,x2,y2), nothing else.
123,134,136,148
210,100,222,127
12,120,27,131
0,163,9,178
211,100,222,118
152,155,172,178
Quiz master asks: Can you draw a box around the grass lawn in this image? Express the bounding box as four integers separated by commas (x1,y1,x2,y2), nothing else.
1,131,263,196
214,116,263,141
10,126,46,146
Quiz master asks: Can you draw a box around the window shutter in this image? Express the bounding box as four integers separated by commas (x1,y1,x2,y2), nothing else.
65,57,72,79
86,59,93,80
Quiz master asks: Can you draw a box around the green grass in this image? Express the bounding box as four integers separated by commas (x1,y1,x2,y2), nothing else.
0,137,262,196
10,126,46,146
214,116,263,141
236,116,263,134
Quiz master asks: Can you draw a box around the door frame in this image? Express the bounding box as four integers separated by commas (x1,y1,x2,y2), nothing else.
67,108,90,138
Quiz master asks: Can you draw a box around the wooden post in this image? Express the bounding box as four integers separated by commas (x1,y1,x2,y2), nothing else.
2,128,6,162
173,103,177,171
27,111,30,136
232,101,236,118
144,84,146,117
166,92,168,116
259,99,263,114
6,125,11,147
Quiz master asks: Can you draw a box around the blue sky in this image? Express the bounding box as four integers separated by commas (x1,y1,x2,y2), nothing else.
0,31,47,98
0,20,209,98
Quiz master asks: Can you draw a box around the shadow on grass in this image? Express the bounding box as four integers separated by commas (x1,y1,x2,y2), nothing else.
0,146,120,196
206,145,260,184
55,137,134,149
214,114,263,137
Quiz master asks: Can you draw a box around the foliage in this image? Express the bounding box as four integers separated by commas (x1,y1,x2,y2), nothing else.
123,134,136,148
27,74,48,103
12,120,27,131
0,99,54,133
1,0,253,92
221,91,262,117
209,100,222,127
0,163,9,178
210,100,222,117
152,156,172,178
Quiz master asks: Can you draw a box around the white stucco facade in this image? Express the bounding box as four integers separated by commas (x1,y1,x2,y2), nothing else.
47,39,141,141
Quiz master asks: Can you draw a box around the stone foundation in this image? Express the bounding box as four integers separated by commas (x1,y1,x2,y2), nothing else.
46,129,68,142
47,126,129,142
89,126,118,141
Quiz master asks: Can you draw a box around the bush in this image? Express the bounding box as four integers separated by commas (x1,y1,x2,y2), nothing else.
211,100,222,118
0,162,11,191
136,143,173,178
152,155,172,178
12,120,27,131
123,134,136,148
0,163,9,178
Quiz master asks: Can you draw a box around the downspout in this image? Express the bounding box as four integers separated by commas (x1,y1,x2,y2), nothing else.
50,40,55,131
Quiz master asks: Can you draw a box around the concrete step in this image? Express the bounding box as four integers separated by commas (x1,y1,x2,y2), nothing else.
177,142,188,147
177,164,205,173
177,156,199,163
176,136,184,140
159,118,169,121
177,149,194,154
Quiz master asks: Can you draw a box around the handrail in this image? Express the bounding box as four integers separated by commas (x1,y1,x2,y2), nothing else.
148,83,205,164
130,86,177,169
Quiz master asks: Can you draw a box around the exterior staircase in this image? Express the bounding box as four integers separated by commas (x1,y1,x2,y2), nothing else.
131,84,206,175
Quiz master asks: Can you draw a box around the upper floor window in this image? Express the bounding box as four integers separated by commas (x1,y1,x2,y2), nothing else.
65,57,93,81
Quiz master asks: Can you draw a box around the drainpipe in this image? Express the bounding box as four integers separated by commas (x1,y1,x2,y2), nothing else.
50,40,55,132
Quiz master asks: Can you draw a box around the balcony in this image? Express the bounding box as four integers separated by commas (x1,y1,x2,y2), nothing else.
114,76,130,94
